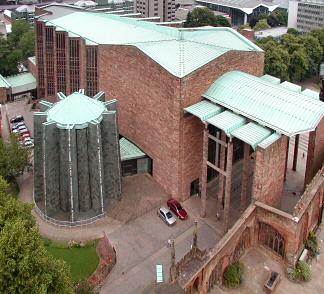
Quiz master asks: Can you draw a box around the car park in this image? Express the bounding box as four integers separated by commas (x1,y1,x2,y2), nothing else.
157,207,176,226
167,199,188,220
10,115,24,124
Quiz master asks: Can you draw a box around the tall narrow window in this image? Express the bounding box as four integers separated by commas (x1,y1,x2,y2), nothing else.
70,39,80,93
45,27,54,96
86,46,98,97
56,32,66,93
36,22,45,98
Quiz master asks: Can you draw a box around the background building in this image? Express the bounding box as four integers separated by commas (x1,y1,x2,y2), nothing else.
194,0,287,26
135,0,176,21
34,90,122,224
288,0,324,32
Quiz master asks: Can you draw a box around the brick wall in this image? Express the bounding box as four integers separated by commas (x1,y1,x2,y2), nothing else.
252,136,288,207
305,118,324,186
28,59,37,79
180,51,264,200
98,45,264,200
0,87,7,103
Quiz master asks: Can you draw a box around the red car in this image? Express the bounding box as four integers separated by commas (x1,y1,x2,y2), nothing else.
167,199,188,220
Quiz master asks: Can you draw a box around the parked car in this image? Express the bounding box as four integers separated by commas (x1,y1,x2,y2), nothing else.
167,198,188,220
18,127,28,134
23,140,34,148
10,115,24,124
158,207,176,226
21,133,31,139
14,122,25,127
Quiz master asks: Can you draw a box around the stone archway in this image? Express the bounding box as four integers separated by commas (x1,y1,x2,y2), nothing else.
258,222,285,257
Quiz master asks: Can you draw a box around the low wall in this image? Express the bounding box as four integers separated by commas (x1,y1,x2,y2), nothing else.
182,165,324,294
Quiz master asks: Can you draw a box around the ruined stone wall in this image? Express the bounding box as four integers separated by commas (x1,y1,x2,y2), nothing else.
252,136,288,207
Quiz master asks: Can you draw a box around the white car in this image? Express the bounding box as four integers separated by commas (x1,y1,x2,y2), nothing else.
158,207,176,226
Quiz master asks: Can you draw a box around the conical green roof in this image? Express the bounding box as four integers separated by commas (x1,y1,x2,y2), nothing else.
47,92,107,129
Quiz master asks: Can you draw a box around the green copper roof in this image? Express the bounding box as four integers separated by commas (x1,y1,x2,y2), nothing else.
5,72,36,94
184,100,222,121
203,71,324,136
302,89,319,100
258,133,281,149
39,11,262,78
279,81,301,93
231,122,271,149
0,75,10,88
207,110,246,135
47,92,107,129
119,137,146,161
260,74,280,85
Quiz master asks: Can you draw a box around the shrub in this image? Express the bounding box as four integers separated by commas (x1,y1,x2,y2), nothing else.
305,231,319,257
289,261,311,282
75,280,94,294
223,262,244,288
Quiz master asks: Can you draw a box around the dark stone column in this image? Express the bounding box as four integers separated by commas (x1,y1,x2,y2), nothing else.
223,139,233,233
304,131,316,188
44,122,60,216
76,128,91,212
200,125,208,218
88,123,104,214
59,129,70,212
69,128,79,221
101,110,122,204
33,112,46,202
240,143,250,213
292,134,299,171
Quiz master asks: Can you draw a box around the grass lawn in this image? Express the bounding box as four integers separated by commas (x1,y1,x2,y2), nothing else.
45,240,99,284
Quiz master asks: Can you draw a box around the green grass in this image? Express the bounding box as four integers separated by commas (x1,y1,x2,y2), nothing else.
45,240,99,284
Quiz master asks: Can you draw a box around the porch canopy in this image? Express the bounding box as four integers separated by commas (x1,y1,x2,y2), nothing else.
185,71,324,149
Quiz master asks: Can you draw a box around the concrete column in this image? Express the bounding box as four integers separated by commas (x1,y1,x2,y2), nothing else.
292,134,299,171
200,124,208,218
244,13,248,25
218,132,226,207
223,139,233,233
240,143,250,213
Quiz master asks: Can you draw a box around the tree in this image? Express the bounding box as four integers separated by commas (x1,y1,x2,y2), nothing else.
0,177,74,294
289,48,309,81
0,20,35,76
287,28,300,36
184,7,230,27
310,29,324,61
254,19,271,31
0,135,30,183
300,35,323,76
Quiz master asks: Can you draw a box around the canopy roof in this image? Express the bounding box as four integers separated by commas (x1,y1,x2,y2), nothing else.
38,10,261,78
47,92,107,129
3,72,36,94
184,71,324,149
119,137,146,161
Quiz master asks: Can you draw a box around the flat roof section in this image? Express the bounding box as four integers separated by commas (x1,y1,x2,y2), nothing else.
120,137,146,161
5,72,36,94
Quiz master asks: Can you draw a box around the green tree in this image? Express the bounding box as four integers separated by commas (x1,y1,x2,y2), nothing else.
0,177,74,294
289,48,309,81
310,29,324,60
254,19,271,31
0,135,30,183
287,28,300,36
184,8,230,27
300,35,323,76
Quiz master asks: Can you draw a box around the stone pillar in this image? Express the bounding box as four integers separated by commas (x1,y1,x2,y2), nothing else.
223,139,233,233
292,134,299,171
59,129,70,212
304,131,316,188
240,143,250,213
218,132,226,207
284,137,289,181
193,220,198,250
169,240,177,283
244,13,248,25
200,124,208,218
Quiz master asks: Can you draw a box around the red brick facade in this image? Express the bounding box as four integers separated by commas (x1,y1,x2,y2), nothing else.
0,87,7,103
252,136,288,207
27,59,37,79
98,45,264,200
